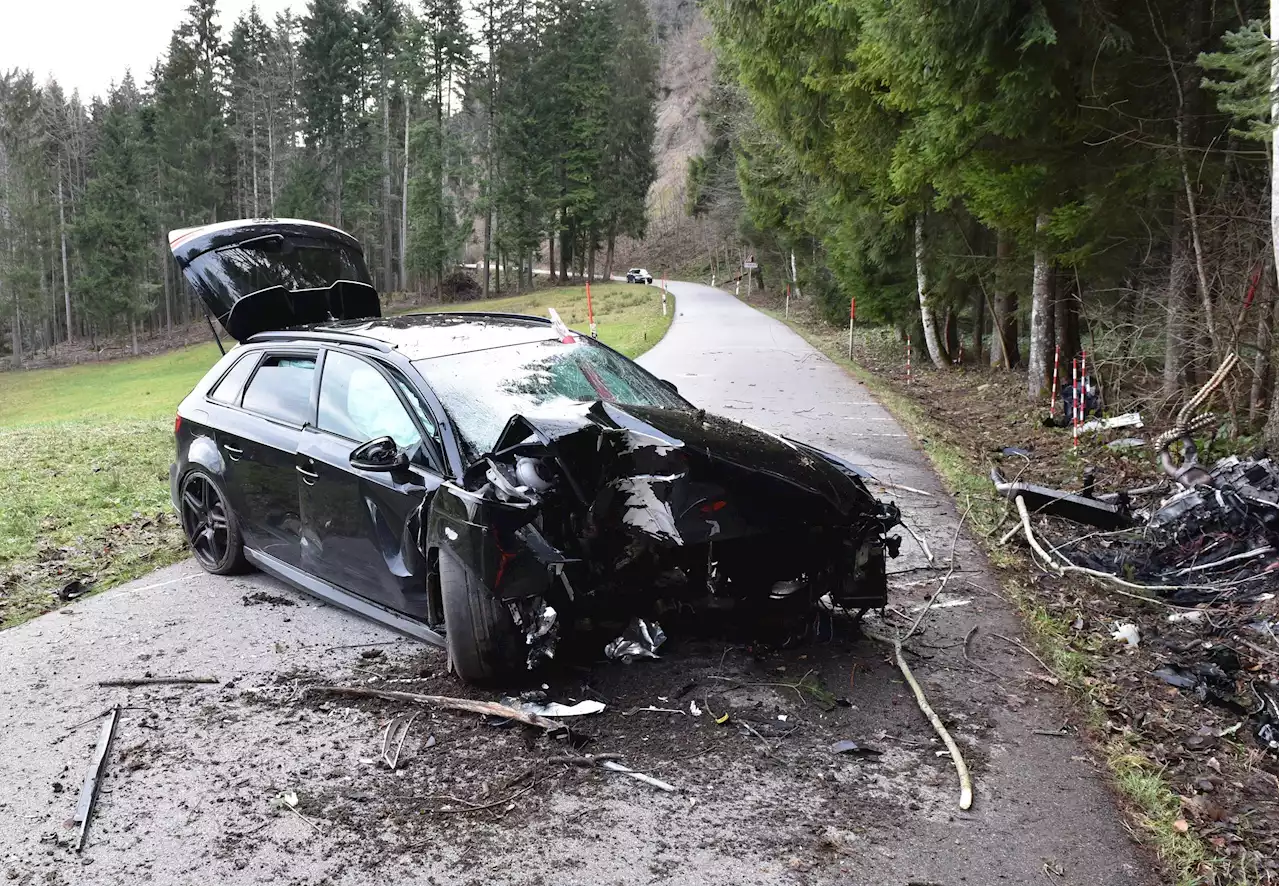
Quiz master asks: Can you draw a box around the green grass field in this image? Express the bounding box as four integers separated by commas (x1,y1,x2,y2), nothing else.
0,283,671,626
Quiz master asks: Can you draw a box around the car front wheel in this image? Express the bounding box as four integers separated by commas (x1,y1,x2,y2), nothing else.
440,550,523,683
179,469,249,575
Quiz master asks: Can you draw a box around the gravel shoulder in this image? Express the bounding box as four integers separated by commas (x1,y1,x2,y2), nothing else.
0,281,1157,885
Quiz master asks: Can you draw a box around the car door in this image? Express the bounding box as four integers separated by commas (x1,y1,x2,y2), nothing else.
297,348,444,619
227,349,318,567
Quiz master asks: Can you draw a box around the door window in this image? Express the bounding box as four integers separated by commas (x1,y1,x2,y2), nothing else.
208,351,259,405
318,351,422,449
240,354,316,425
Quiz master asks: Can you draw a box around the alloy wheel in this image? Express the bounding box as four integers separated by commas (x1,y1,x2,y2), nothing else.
180,473,231,570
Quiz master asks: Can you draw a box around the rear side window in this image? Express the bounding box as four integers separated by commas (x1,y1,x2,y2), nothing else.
208,352,259,405
241,354,316,425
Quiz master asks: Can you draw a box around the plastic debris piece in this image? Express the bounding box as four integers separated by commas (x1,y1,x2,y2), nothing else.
1001,447,1031,457
830,739,883,756
604,618,667,662
1107,437,1147,450
689,700,703,717
499,697,606,718
1078,412,1143,433
715,713,730,725
1111,622,1140,650
74,705,120,851
1167,610,1207,624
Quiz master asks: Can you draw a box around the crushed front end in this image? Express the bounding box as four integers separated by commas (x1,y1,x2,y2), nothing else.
428,401,901,669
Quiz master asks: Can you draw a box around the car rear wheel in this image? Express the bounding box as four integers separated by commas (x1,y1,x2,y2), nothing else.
440,550,522,684
179,469,249,575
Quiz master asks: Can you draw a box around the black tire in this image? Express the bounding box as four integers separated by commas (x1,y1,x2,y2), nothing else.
179,469,250,575
440,550,523,684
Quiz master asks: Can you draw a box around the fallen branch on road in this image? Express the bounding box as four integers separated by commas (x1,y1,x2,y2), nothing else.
311,685,567,732
99,676,219,687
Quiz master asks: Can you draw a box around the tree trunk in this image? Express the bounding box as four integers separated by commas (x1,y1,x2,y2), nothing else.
1248,288,1271,426
970,283,983,363
1162,214,1188,402
548,227,557,282
604,226,615,281
990,230,1018,368
1054,271,1079,363
587,231,597,282
381,87,394,292
914,214,946,369
401,92,410,292
1027,213,1053,401
130,316,139,356
58,176,73,344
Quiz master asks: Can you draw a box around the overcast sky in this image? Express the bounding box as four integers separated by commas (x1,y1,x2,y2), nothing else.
2,0,297,101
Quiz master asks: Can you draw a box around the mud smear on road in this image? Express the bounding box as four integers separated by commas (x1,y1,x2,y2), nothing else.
17,624,1007,885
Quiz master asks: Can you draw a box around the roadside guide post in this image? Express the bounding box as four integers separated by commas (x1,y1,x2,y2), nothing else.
743,255,757,301
785,284,790,318
661,275,667,316
586,277,597,338
906,333,913,385
847,297,855,359
1050,343,1060,419
1072,357,1079,450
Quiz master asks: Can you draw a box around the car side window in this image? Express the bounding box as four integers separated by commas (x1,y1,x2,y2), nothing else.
240,354,316,426
208,351,259,405
318,351,422,450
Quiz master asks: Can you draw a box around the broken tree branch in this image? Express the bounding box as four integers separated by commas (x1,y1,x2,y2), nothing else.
98,676,219,687
893,639,973,810
900,518,936,566
312,686,567,732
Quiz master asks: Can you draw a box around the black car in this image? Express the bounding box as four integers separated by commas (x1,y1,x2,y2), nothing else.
168,219,901,683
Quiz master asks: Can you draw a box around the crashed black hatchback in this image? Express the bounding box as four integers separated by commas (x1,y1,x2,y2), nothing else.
168,219,901,682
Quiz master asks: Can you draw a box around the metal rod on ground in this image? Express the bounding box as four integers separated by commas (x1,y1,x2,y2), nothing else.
313,686,568,732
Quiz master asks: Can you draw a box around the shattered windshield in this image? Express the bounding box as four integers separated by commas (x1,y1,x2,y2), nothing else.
414,338,688,458
187,235,372,302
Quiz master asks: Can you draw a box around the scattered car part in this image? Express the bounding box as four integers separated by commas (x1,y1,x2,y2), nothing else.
604,618,667,662
74,705,121,851
991,468,1128,529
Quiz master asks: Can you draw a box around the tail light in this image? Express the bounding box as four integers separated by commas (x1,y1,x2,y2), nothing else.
174,414,183,436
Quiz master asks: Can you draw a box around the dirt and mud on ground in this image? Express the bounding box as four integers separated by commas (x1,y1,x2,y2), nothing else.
777,308,1279,884
0,561,1154,886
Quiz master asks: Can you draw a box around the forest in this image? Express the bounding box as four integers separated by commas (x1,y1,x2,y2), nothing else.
689,0,1276,431
0,0,658,364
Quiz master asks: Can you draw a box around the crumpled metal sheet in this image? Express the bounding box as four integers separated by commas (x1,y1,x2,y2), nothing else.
604,618,667,662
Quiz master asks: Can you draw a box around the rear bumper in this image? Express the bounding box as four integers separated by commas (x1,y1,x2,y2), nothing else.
169,462,180,512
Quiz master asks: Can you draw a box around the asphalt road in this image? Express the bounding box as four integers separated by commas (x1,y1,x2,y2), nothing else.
0,280,1156,885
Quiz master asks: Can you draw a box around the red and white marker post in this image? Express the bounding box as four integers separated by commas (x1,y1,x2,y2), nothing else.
906,333,913,385
661,274,667,317
1071,357,1079,450
785,284,790,319
586,278,597,338
1049,343,1060,418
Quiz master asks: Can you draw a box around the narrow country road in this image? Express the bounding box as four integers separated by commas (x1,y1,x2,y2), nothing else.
0,281,1156,885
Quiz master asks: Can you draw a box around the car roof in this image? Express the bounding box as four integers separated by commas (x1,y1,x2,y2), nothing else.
247,311,566,360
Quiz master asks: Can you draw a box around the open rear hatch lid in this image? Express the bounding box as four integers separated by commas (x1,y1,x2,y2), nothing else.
168,218,380,342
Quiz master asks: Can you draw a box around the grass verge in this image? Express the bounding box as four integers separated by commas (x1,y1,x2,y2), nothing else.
772,310,1252,886
0,284,672,627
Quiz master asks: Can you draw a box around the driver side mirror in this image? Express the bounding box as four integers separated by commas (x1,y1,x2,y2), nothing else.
349,436,409,472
